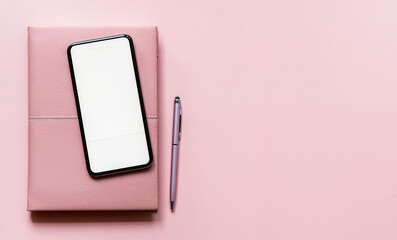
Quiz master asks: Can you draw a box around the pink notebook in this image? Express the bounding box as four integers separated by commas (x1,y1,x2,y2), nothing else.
27,27,158,211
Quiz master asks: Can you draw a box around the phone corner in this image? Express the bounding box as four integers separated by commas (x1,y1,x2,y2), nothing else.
121,34,133,41
86,165,102,178
142,157,154,169
67,43,76,55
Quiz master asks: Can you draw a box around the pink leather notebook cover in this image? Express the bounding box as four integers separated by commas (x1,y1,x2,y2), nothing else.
27,27,158,211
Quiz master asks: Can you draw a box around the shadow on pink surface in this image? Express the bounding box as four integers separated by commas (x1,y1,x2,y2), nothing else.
31,211,157,223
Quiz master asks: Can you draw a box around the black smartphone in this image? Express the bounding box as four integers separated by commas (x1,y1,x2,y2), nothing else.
67,34,153,177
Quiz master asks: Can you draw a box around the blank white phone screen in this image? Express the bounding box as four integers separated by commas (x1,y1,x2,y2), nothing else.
70,37,149,173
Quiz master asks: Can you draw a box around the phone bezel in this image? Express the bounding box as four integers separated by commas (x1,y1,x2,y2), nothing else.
67,34,153,177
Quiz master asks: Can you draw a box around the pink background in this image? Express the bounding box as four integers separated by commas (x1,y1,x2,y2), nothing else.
1,0,397,239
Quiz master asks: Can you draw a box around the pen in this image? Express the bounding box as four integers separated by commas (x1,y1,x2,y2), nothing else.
170,96,182,212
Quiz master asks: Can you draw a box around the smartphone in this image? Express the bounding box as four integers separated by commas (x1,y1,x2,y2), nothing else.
67,34,153,177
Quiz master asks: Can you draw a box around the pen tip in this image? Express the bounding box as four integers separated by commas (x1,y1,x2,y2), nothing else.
171,201,174,212
174,96,180,103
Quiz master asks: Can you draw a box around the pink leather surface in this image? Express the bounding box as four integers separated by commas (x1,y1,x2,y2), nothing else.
28,27,158,210
28,27,157,117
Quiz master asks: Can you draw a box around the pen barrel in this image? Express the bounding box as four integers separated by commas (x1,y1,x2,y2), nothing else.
170,144,178,201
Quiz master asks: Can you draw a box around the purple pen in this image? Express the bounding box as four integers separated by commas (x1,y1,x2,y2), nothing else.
170,96,182,212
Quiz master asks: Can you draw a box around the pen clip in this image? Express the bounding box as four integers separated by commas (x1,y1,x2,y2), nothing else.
179,108,182,140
